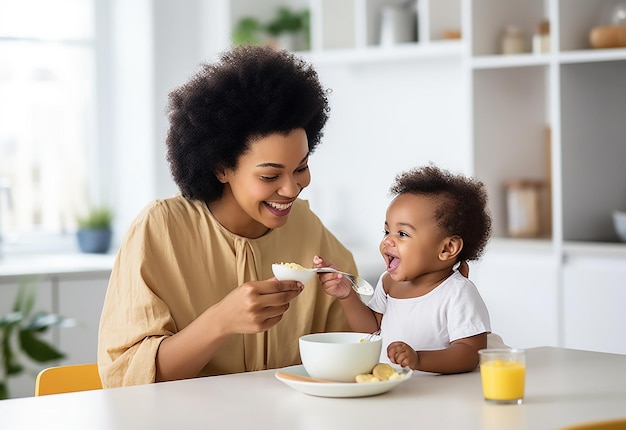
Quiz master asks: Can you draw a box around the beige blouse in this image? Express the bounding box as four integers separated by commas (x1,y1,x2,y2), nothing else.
97,196,356,388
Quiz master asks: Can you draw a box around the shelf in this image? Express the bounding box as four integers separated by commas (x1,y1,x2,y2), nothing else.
471,53,551,69
472,48,626,69
558,48,626,64
301,40,463,65
486,237,554,253
563,241,626,259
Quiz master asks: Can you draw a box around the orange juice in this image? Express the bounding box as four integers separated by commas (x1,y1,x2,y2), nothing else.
480,359,526,403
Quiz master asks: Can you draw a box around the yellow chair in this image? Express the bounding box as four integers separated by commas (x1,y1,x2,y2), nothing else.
35,363,102,396
560,419,626,430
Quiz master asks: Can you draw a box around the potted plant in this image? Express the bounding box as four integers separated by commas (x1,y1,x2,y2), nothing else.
0,278,75,399
76,206,114,254
232,7,310,51
232,16,264,46
266,7,310,51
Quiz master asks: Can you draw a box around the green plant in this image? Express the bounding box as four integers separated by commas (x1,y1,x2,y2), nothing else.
0,278,75,399
266,7,309,37
232,7,310,50
232,16,263,46
77,206,113,229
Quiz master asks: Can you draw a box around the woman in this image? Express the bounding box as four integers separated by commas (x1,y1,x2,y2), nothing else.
97,45,357,387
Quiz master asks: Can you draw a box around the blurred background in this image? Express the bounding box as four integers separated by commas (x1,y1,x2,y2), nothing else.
1,0,626,398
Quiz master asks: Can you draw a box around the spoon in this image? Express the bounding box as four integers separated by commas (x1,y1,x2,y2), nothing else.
275,371,334,383
272,264,375,295
361,329,381,342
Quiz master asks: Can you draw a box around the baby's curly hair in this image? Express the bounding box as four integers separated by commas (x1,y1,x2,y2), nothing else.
390,165,492,262
166,45,330,202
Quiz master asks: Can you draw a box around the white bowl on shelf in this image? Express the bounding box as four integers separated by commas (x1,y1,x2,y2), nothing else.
613,211,626,242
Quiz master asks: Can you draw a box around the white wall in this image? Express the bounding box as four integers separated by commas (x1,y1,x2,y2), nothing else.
304,58,468,262
103,0,219,244
106,2,469,275
100,0,157,245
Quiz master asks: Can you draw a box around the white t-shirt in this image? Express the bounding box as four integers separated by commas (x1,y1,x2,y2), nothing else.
367,270,491,363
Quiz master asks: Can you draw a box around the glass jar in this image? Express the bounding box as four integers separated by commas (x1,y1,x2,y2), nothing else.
505,180,545,238
501,25,525,55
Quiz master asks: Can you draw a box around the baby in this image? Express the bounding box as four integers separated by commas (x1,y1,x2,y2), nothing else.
317,164,494,374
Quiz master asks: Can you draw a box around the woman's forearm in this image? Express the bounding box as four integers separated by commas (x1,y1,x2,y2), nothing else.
155,306,229,382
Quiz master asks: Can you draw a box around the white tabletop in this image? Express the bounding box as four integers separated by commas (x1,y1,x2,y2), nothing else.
1,347,625,430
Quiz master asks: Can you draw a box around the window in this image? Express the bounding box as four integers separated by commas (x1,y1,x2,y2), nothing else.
0,0,96,250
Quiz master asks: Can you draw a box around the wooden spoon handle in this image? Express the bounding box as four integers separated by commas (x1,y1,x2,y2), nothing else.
275,371,334,383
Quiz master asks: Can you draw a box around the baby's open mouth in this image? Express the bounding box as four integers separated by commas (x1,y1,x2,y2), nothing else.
386,254,400,271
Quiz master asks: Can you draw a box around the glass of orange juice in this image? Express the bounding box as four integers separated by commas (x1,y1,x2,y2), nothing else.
479,348,526,405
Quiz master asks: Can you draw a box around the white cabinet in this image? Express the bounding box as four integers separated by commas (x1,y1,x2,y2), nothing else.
471,241,560,349
562,246,626,354
0,279,53,398
56,277,109,365
466,0,626,354
0,272,109,398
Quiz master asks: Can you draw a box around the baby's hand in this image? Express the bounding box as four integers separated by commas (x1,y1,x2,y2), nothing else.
387,341,418,370
313,255,352,299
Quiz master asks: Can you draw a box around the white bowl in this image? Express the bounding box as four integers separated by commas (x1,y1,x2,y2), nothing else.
613,211,626,242
272,263,316,283
299,332,382,382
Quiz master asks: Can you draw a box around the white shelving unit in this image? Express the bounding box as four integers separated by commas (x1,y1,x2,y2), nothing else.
471,0,626,354
469,0,626,245
206,0,626,353
218,0,463,56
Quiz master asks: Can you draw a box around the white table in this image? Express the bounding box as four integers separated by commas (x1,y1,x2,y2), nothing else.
1,347,625,430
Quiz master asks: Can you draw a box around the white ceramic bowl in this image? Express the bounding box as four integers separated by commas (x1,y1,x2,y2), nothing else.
272,263,316,283
613,211,626,242
299,332,382,382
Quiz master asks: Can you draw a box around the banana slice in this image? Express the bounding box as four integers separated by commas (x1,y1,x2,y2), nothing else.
355,373,378,383
355,363,405,383
372,363,396,381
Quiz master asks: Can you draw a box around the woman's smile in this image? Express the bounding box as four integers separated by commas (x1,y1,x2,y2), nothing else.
264,200,295,217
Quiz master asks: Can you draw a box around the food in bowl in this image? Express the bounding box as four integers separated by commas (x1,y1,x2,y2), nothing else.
299,332,382,383
272,262,315,283
278,262,306,270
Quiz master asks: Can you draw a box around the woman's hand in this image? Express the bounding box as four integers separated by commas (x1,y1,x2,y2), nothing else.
313,255,352,299
156,278,303,382
214,278,304,335
387,341,419,370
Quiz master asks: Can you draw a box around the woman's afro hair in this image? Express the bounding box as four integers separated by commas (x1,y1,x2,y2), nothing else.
166,45,330,202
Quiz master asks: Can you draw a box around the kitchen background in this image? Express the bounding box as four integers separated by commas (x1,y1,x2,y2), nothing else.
1,0,626,398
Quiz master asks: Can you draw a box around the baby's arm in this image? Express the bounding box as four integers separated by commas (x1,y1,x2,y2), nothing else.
313,255,380,334
387,332,487,374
